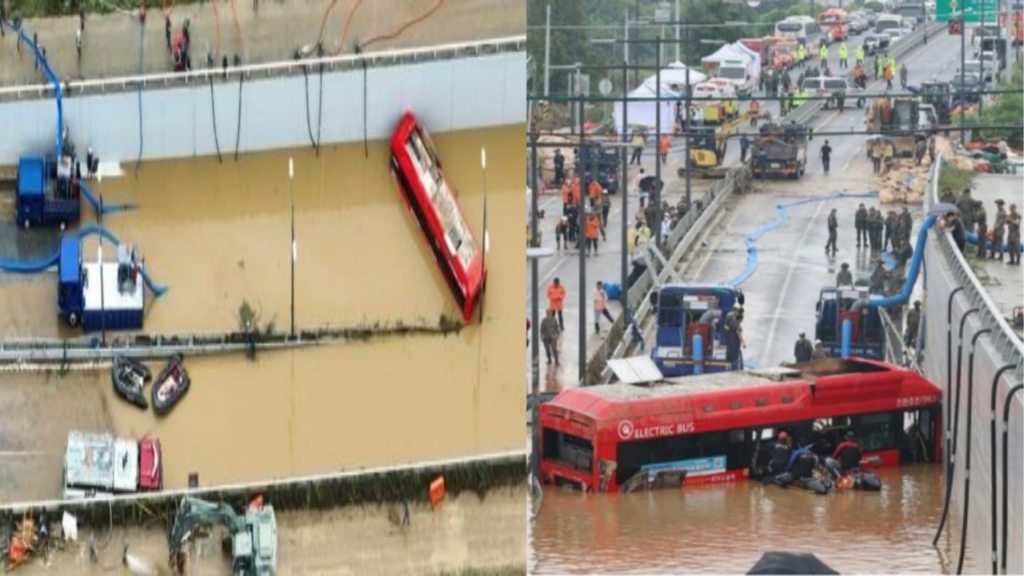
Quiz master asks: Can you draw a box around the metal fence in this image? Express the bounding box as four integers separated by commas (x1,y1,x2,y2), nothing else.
0,35,526,103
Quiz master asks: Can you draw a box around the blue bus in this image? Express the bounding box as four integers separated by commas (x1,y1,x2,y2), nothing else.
650,285,742,376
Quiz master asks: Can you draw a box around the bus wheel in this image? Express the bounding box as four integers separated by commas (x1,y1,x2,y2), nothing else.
68,313,79,328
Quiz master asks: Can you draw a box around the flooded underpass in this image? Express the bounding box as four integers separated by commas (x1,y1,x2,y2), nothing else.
529,466,981,574
0,125,525,502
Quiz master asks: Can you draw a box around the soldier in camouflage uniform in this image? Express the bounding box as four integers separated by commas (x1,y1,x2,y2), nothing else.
974,200,988,259
899,207,913,247
872,208,886,251
991,199,1007,261
957,188,976,236
1007,204,1021,265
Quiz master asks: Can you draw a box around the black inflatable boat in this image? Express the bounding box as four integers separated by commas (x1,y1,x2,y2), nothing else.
152,353,191,416
112,356,151,410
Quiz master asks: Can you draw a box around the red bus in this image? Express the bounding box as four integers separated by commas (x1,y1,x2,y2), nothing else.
390,112,485,324
539,358,942,493
817,9,849,42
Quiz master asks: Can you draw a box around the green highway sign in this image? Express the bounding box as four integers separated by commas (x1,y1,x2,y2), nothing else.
936,0,1000,23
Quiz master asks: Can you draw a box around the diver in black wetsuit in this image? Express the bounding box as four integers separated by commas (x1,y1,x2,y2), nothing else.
832,430,863,473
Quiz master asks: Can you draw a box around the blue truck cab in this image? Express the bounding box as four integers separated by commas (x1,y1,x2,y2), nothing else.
57,238,145,331
814,287,885,359
16,156,81,229
649,284,742,377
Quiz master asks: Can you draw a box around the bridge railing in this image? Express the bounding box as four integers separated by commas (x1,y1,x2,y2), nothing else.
0,35,526,102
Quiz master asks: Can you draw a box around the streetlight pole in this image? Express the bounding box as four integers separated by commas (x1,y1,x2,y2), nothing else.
655,36,663,252
289,157,296,339
576,64,588,387
923,0,929,44
544,4,552,97
529,132,542,482
675,0,681,61
685,0,694,218
961,0,967,146
621,59,630,317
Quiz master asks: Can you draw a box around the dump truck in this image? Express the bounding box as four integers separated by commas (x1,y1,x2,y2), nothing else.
751,122,811,179
57,237,146,331
864,96,923,157
15,156,80,229
62,431,163,500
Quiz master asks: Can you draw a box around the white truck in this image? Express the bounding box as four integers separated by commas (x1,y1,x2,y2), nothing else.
717,57,756,96
62,431,163,500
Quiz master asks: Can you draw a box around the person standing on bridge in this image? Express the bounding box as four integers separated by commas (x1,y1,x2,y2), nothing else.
866,207,879,251
633,168,647,208
869,141,882,174
874,55,882,80
585,211,601,256
749,99,761,126
553,148,565,186
883,210,897,252
587,178,601,209
899,63,909,90
941,211,967,254
820,140,833,174
855,44,865,66
838,42,849,69
836,262,853,286
794,331,814,363
991,199,1007,261
899,206,913,246
1006,204,1021,265
855,203,869,247
974,200,988,259
547,278,566,332
957,188,976,236
797,43,807,67
904,301,922,348
540,310,560,366
811,340,828,360
555,217,567,251
884,61,894,90
659,134,671,165
601,191,611,240
819,42,829,65
724,305,745,367
825,208,839,254
594,281,614,334
630,131,646,165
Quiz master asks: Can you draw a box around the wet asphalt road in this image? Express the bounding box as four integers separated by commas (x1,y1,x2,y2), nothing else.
526,28,967,388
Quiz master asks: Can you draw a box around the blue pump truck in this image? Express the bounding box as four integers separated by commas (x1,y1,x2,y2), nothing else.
814,287,885,359
649,284,743,377
58,237,145,332
16,156,81,229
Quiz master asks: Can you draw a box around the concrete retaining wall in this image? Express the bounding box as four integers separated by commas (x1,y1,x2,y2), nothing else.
920,159,1024,574
0,50,525,165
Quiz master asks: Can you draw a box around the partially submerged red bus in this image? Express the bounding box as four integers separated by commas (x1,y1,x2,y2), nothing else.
390,112,485,324
539,358,942,493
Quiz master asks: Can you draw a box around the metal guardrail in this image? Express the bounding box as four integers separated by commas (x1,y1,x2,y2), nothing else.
0,35,526,102
926,153,1024,367
0,449,527,513
0,320,462,367
784,22,948,127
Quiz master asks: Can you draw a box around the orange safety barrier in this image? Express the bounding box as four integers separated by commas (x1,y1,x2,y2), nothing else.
429,475,446,508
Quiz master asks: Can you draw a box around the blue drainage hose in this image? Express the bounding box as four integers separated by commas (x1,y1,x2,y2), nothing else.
966,232,1023,253
79,180,138,216
0,225,168,297
726,191,879,288
0,19,64,159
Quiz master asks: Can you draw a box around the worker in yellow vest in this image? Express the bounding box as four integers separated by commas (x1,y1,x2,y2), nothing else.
855,44,865,65
797,44,807,66
838,42,848,69
887,54,896,75
819,43,829,64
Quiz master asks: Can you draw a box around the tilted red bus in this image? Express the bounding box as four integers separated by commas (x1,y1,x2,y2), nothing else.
539,358,942,493
389,112,485,324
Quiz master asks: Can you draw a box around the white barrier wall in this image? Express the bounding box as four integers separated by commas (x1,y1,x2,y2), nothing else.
0,51,525,165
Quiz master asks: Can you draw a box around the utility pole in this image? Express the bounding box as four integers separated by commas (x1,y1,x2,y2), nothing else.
529,130,541,482
981,0,987,125
621,60,630,315
923,0,929,43
960,0,967,146
655,36,663,251
576,64,587,387
544,4,551,98
624,7,630,66
289,157,296,338
675,0,681,62
685,0,694,217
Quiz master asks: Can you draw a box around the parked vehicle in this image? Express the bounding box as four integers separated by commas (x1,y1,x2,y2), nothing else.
950,73,984,104
776,16,824,47
15,156,80,230
884,29,905,43
818,9,850,42
862,33,891,55
63,432,162,500
57,238,146,332
717,57,757,96
875,14,904,34
800,77,866,109
691,81,739,124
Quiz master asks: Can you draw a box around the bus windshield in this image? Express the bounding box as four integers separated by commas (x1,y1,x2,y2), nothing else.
777,22,803,32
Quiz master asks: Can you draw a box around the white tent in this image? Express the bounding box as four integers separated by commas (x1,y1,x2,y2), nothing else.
613,79,679,134
701,43,753,66
731,42,762,85
646,61,708,88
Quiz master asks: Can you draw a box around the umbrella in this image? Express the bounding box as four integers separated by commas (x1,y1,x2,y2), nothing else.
639,176,664,193
928,203,960,216
864,134,895,143
747,552,840,575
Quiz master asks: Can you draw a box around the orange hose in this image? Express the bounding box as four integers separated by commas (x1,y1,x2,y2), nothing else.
339,0,364,49
359,0,444,50
229,0,244,55
212,0,222,62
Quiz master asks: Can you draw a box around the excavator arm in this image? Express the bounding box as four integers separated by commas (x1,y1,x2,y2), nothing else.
169,497,246,557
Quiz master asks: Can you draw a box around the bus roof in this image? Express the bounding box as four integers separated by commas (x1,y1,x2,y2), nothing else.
545,358,938,426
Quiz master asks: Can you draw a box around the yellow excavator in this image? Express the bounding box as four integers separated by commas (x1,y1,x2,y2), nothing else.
676,112,761,179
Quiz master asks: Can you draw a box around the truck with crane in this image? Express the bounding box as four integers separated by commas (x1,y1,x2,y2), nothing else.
169,496,277,576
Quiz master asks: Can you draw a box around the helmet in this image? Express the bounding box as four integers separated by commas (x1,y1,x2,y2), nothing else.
845,430,856,440
778,431,789,441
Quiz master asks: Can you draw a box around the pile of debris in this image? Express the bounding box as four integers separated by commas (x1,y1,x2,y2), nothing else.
876,157,932,204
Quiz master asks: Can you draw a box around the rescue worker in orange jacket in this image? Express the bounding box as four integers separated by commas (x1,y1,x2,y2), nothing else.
547,278,566,331
585,211,601,256
588,179,602,208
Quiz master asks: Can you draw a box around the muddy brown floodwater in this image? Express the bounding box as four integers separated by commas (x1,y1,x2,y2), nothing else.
529,466,981,574
0,125,525,502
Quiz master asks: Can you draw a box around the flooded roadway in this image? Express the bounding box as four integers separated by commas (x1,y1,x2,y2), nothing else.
0,125,525,502
529,466,979,574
